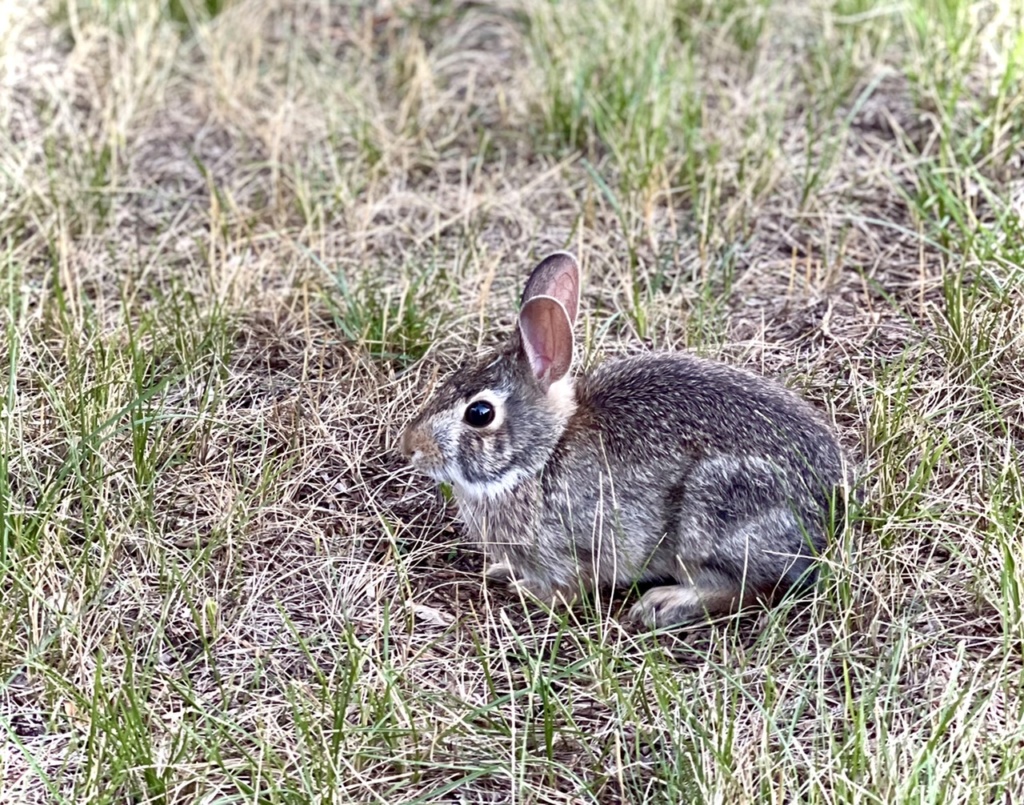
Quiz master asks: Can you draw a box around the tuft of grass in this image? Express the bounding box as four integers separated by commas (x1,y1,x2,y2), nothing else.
529,0,700,199
325,262,447,368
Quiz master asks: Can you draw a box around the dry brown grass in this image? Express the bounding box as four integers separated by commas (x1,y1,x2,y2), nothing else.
1,0,1023,802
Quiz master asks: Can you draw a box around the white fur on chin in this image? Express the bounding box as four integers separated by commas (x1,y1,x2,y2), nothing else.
453,466,533,501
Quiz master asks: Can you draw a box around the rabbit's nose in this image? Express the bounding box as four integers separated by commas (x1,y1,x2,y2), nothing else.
399,427,414,458
399,425,424,459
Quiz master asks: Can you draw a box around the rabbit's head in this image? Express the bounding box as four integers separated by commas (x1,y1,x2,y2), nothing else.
399,252,580,499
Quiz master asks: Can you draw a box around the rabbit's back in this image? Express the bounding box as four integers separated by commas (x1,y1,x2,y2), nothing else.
568,353,844,491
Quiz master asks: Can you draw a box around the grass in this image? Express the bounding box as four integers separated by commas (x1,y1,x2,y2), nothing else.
1,0,1023,801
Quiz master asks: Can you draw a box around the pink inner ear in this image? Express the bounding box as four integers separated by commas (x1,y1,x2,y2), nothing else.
519,296,573,387
522,311,555,378
531,351,552,376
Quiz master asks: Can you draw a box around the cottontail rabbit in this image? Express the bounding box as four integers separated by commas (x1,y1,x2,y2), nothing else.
400,252,846,627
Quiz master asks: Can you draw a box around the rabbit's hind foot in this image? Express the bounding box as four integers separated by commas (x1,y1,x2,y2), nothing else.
629,576,756,629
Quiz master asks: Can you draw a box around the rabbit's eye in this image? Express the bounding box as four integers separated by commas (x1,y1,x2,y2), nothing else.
465,400,495,428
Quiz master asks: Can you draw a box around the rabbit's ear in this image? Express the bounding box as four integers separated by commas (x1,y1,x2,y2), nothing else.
521,252,580,326
518,295,574,388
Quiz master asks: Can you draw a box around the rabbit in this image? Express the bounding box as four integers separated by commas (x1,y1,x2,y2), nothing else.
399,252,848,628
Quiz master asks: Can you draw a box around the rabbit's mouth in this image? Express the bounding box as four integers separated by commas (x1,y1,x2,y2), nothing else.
404,447,456,485
403,447,435,472
412,455,448,481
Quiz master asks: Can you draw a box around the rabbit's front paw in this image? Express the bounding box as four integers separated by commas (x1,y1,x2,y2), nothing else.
484,560,515,584
483,563,574,607
512,577,577,609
